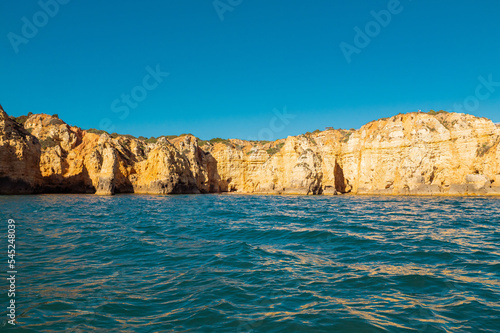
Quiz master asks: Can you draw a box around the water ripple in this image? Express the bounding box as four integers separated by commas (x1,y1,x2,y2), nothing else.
0,194,499,332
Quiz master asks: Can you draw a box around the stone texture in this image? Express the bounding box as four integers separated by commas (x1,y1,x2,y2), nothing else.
15,113,199,194
0,108,499,196
340,112,500,195
133,137,199,194
0,108,42,194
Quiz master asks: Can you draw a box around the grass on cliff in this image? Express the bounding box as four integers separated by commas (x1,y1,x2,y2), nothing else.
87,128,108,135
85,132,204,145
342,132,352,143
427,110,448,115
142,136,174,144
110,133,136,139
12,112,60,126
477,142,494,157
48,118,65,126
439,119,458,130
11,112,33,125
206,138,232,146
86,129,137,140
266,142,285,155
197,139,208,147
209,137,228,144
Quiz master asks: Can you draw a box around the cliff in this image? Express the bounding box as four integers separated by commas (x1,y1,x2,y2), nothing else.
0,108,42,193
1,107,499,196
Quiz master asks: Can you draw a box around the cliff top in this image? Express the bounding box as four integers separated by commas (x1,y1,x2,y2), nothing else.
5,109,498,150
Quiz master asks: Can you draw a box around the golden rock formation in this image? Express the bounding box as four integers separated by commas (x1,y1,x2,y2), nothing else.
1,108,499,196
0,108,42,193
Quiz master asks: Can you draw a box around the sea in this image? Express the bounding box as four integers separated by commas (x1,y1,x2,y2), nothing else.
0,194,499,332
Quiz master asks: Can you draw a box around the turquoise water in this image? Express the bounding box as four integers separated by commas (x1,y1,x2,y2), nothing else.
1,194,499,332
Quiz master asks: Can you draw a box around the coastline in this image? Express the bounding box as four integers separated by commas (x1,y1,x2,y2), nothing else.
1,107,500,197
2,191,499,197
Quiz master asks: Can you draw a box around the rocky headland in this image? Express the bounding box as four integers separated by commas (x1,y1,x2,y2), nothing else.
1,105,499,196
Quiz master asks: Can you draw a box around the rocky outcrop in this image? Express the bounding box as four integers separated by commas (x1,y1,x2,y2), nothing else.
0,108,42,193
12,112,200,194
0,107,499,196
170,135,219,193
340,112,500,195
133,137,199,194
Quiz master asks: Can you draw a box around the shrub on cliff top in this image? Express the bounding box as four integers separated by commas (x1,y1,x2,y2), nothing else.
209,138,229,145
197,139,208,146
86,128,135,139
87,128,108,135
105,132,136,139
302,133,317,145
266,147,279,155
13,115,28,125
11,112,33,125
266,142,285,156
428,110,448,115
48,118,65,126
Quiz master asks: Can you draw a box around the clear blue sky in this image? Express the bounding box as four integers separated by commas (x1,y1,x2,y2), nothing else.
1,0,500,140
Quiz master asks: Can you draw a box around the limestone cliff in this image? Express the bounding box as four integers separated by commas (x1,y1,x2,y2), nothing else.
0,107,499,196
20,113,199,194
341,112,500,195
0,107,42,193
201,112,500,196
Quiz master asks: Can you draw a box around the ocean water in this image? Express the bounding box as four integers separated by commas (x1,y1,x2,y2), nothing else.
0,194,499,332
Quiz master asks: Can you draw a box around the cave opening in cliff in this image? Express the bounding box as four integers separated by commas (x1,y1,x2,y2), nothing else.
334,161,346,193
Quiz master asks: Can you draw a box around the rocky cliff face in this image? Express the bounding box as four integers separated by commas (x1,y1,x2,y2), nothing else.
0,108,499,195
17,113,199,195
341,112,500,195
0,108,42,194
